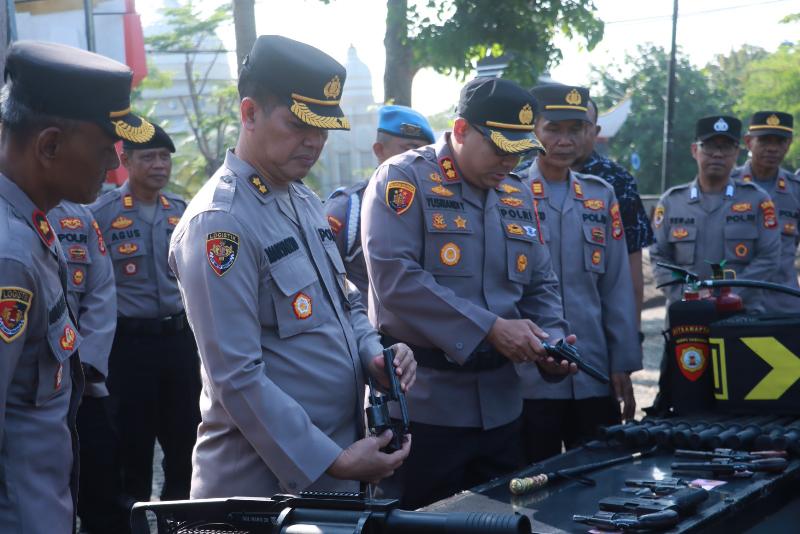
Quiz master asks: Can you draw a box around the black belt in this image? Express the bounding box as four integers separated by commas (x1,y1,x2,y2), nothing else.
117,312,188,336
381,335,508,372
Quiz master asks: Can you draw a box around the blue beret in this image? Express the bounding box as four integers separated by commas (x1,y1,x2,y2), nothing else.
377,105,434,143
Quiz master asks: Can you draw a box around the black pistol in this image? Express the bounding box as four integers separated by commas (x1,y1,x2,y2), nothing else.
365,348,410,453
542,339,610,384
573,510,679,531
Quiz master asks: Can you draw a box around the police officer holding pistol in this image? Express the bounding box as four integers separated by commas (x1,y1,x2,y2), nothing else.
361,77,577,509
651,116,780,310
0,41,152,533
90,123,201,502
325,105,434,298
518,85,642,463
169,35,416,499
731,112,799,313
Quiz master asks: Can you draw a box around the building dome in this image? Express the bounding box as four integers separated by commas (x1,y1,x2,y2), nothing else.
342,45,375,109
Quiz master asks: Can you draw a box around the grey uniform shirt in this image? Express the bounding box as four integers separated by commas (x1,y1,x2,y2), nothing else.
0,174,84,534
324,181,369,297
650,178,781,310
49,201,116,398
732,163,800,312
361,135,567,430
519,161,642,400
90,180,186,319
169,150,383,499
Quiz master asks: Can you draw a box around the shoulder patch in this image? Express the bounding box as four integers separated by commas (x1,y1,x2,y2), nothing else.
653,205,665,228
0,287,33,343
386,180,416,215
206,232,239,276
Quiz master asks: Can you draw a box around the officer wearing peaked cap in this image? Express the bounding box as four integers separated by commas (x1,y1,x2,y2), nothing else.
0,40,152,533
168,35,417,499
731,111,800,313
325,105,434,298
517,84,642,463
651,115,780,310
361,76,577,509
90,121,200,504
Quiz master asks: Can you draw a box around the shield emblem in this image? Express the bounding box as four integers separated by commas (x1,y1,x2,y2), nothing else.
206,232,239,277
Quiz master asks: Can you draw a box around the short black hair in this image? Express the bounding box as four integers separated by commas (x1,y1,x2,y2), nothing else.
0,83,78,141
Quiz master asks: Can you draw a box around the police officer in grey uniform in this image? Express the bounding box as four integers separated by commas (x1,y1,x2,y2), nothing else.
325,105,434,297
361,77,577,509
90,123,201,502
731,112,799,312
169,35,416,499
518,85,642,463
49,201,126,532
651,116,780,310
0,40,152,534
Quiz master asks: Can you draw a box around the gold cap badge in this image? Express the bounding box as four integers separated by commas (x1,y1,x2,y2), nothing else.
766,114,780,126
323,75,341,99
565,89,582,106
519,103,533,125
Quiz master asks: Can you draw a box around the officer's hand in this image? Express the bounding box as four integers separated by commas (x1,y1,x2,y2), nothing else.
612,372,636,421
535,334,579,376
327,430,412,484
487,317,549,363
369,344,417,392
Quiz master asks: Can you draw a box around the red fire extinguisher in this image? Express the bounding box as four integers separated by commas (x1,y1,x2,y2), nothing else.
703,262,743,318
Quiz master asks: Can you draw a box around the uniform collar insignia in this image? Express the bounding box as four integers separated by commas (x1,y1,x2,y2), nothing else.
122,194,135,209
159,195,171,209
725,184,734,198
249,174,270,197
32,209,55,248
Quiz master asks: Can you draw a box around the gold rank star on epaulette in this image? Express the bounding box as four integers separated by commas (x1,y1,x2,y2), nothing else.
249,175,270,196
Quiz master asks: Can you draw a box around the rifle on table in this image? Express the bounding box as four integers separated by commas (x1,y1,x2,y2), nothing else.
671,457,788,477
509,447,657,495
674,448,786,462
130,493,531,534
573,510,679,531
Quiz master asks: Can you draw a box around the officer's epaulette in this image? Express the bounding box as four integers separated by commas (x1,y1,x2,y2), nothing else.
784,170,800,184
574,171,614,193
326,180,367,201
326,185,347,201
88,186,123,214
662,182,691,197
737,180,762,190
162,190,187,205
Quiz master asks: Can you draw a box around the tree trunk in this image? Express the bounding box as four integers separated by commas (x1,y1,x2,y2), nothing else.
383,0,416,106
232,0,257,73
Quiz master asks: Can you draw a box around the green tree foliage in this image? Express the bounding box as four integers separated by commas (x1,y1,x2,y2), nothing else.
591,45,725,194
380,0,604,106
734,42,800,170
142,1,239,195
704,45,768,112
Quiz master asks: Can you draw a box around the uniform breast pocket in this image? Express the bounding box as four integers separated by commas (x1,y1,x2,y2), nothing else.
65,243,92,294
582,224,607,274
668,226,698,265
724,224,758,263
269,254,324,338
110,239,148,280
37,312,81,406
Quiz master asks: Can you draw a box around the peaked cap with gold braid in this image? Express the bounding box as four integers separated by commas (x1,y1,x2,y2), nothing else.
457,77,544,155
4,40,154,143
238,35,350,130
531,84,591,123
748,111,794,138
